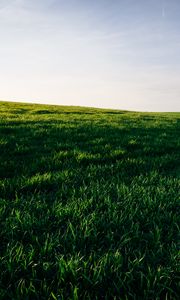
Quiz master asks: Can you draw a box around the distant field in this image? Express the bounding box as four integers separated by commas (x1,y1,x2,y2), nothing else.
0,101,179,299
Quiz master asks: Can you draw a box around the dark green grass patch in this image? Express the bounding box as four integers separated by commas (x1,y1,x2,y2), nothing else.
0,101,180,299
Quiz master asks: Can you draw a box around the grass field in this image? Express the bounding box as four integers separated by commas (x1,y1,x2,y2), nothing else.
0,101,179,299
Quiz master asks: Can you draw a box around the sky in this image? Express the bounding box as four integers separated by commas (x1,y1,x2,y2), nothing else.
0,0,180,111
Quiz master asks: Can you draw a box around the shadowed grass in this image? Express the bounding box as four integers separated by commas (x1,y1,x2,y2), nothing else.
0,101,179,299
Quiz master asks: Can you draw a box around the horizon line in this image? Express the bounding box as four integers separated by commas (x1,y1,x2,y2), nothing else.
1,99,179,114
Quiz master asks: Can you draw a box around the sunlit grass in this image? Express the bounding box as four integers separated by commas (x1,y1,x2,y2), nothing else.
0,101,179,299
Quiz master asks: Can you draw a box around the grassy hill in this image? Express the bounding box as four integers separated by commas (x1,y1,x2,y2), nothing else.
0,101,179,299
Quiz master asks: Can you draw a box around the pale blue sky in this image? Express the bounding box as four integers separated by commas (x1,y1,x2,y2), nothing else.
0,0,180,111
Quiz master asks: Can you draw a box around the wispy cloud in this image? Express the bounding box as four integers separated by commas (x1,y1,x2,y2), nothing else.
162,6,165,18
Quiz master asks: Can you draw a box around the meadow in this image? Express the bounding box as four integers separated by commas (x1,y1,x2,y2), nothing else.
0,101,179,299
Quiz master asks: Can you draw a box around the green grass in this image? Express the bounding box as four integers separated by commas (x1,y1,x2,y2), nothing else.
0,100,179,299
